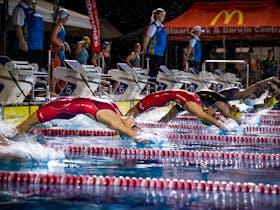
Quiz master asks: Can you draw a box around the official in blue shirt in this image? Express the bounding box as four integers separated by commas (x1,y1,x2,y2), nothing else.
143,8,167,91
185,25,204,72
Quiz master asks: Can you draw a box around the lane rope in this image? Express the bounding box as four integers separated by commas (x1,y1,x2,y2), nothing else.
30,128,280,146
0,171,279,194
52,145,280,164
50,145,280,169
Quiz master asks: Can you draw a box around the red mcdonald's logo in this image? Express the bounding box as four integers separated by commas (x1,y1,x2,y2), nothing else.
210,10,243,26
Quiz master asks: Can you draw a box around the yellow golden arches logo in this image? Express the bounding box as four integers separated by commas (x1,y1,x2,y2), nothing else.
210,10,243,26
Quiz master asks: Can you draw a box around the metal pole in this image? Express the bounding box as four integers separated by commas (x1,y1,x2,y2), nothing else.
165,44,168,66
175,45,178,69
246,63,249,88
202,62,206,72
223,36,226,60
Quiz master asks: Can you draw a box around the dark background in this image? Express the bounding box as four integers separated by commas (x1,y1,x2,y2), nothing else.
52,0,192,34
3,0,279,74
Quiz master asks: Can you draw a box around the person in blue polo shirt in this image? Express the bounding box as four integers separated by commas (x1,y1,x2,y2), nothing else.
12,0,44,67
143,8,167,91
185,25,204,72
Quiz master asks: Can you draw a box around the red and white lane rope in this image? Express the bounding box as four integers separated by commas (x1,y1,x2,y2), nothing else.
260,119,280,125
176,116,280,125
180,111,280,118
167,134,280,146
0,171,279,194
52,145,280,169
31,128,279,146
139,122,206,129
31,128,118,136
244,126,280,135
52,146,280,164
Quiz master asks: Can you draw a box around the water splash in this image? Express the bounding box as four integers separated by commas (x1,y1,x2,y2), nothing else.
0,120,17,137
0,120,64,162
241,108,270,126
135,107,172,122
0,136,65,162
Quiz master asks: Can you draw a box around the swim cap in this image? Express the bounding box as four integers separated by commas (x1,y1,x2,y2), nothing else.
59,9,70,19
230,111,241,118
268,97,277,108
102,41,110,50
201,119,211,125
83,36,91,43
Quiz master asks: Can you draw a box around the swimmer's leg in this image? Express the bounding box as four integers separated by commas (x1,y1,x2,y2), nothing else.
16,112,41,135
125,106,140,118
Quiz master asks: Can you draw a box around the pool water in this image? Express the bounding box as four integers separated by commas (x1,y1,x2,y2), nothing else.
0,111,280,209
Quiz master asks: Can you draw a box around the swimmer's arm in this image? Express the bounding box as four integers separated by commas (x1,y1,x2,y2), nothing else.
271,88,280,98
235,77,280,99
143,36,151,54
184,102,225,129
255,89,280,111
50,25,63,46
126,53,136,68
214,101,241,124
158,104,182,123
91,53,103,67
96,111,137,139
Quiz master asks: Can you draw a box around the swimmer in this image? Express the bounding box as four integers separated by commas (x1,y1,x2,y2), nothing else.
251,84,280,112
218,76,280,101
125,90,227,130
196,90,241,124
12,97,144,143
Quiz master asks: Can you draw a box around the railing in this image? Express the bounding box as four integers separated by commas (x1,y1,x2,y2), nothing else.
202,59,249,87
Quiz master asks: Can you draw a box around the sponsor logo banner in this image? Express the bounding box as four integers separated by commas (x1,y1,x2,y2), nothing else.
85,0,100,52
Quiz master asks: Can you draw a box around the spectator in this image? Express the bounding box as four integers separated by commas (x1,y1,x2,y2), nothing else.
50,9,70,93
184,25,204,72
50,8,71,68
75,36,91,64
262,49,278,79
126,43,142,68
143,8,167,87
12,0,44,67
91,41,111,74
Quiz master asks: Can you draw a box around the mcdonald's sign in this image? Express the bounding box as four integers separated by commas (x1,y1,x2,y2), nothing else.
210,10,243,26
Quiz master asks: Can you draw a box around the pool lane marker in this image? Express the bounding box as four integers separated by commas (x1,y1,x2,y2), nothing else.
30,128,280,146
51,146,280,165
0,171,279,194
175,116,280,125
50,145,280,169
244,126,280,135
177,113,280,120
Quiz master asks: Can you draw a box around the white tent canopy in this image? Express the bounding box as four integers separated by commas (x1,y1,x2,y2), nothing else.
8,0,123,38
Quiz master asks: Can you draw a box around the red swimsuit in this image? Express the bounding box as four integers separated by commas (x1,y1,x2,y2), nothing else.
37,97,122,123
135,90,202,113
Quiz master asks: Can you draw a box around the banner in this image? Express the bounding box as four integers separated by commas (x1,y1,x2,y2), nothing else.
210,10,243,26
85,0,100,52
